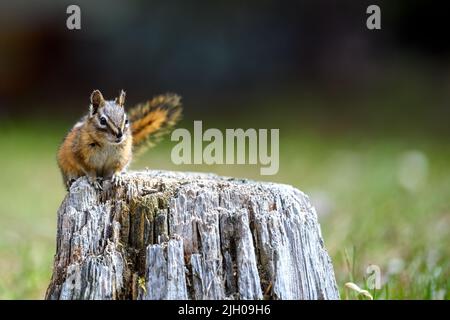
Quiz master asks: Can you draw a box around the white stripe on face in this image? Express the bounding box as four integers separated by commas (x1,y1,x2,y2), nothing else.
97,114,117,134
121,114,127,132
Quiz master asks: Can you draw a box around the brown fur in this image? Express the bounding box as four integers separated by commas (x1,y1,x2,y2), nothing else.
57,90,182,189
57,118,133,187
129,93,182,152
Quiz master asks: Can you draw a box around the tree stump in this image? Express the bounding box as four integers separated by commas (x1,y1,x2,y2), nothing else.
45,170,339,300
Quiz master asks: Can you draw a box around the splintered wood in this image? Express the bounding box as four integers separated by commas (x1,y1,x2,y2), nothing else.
46,170,339,300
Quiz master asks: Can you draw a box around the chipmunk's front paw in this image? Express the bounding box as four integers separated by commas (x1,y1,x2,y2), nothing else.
111,172,125,187
88,176,103,190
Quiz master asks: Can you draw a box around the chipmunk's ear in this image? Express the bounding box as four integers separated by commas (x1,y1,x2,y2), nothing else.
90,89,104,115
115,90,126,107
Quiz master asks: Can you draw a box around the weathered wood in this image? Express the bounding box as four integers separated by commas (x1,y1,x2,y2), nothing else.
46,170,339,300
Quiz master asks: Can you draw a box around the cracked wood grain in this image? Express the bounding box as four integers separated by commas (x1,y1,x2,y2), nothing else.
45,170,339,300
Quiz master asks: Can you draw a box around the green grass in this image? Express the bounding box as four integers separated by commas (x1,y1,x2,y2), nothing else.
0,120,448,299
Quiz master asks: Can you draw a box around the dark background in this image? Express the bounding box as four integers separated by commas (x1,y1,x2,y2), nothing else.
1,0,449,135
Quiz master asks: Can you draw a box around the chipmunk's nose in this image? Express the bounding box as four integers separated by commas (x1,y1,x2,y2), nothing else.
116,131,123,139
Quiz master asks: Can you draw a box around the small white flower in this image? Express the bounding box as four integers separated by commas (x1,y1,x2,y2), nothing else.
397,150,428,192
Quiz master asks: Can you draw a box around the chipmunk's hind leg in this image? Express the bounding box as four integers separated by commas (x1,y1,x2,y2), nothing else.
66,178,76,191
63,174,78,191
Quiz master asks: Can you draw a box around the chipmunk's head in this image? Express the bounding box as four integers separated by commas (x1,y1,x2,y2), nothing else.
88,89,130,144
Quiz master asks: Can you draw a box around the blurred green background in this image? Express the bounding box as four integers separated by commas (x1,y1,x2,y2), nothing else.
0,1,449,299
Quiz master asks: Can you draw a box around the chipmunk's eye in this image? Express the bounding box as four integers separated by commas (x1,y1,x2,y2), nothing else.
100,117,107,125
125,119,129,125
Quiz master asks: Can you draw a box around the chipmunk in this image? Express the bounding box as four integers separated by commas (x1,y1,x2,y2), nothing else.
57,89,182,190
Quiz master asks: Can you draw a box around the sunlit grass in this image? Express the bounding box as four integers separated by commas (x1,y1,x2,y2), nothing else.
0,120,448,299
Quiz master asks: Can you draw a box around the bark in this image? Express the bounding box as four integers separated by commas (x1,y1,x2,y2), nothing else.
45,170,339,300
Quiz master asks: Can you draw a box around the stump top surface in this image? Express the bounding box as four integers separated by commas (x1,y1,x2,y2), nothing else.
122,170,293,188
69,169,309,208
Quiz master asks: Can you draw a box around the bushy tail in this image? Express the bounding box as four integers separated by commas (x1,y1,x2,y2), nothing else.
129,93,182,154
